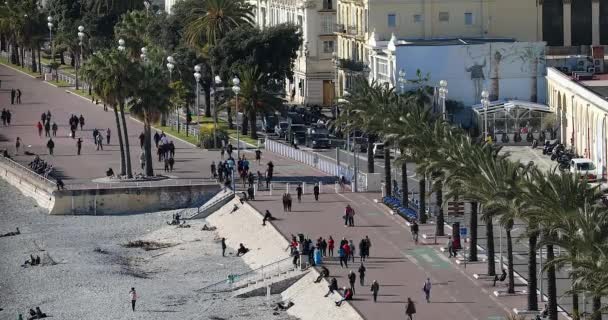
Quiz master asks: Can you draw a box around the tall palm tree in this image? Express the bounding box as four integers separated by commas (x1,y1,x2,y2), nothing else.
114,10,152,59
129,62,172,176
184,0,254,118
528,169,601,320
81,50,136,177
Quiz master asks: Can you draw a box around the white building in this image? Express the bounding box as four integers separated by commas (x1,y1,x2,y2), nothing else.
249,0,337,106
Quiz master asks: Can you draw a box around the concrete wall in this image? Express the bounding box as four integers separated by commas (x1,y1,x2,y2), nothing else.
0,159,55,211
206,198,291,269
52,184,220,215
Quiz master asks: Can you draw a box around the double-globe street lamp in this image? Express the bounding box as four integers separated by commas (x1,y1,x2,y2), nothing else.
231,76,241,194
166,56,175,129
481,90,490,141
76,25,85,90
213,75,223,149
140,47,147,62
47,16,54,63
438,80,448,121
118,38,126,52
194,65,202,138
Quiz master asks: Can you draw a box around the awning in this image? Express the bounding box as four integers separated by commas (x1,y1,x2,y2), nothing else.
471,99,551,116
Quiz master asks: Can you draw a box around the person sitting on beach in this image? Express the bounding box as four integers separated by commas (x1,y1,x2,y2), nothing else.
106,168,115,178
335,287,353,307
230,204,239,214
236,243,249,256
324,277,339,297
167,214,180,225
262,210,275,226
35,307,47,318
176,221,191,228
0,227,20,237
27,308,36,320
274,300,294,311
314,266,330,283
201,224,217,231
23,254,36,267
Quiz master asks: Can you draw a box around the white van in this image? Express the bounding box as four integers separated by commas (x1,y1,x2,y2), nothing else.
570,158,599,182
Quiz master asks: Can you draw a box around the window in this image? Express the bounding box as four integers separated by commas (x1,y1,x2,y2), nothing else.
387,14,396,28
464,12,473,25
439,12,449,22
297,15,303,26
323,40,334,53
321,15,335,34
323,0,333,10
413,14,422,23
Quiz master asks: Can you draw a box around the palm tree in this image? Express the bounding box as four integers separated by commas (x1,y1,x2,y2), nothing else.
129,62,172,176
234,65,282,139
114,10,153,60
184,0,254,118
528,169,602,320
81,50,136,177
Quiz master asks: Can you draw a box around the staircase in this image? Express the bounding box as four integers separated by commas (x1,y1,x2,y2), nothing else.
186,189,234,219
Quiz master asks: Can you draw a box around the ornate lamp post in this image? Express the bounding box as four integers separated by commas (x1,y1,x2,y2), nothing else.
481,90,490,141
194,65,202,128
166,56,175,129
232,76,241,194
47,16,54,62
398,69,406,93
76,26,85,90
140,47,147,62
439,80,448,121
214,75,223,149
118,38,126,52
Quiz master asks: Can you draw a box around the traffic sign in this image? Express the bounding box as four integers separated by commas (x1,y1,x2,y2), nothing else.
460,227,467,236
447,201,465,215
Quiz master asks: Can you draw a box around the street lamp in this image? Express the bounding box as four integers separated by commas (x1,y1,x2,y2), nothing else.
166,56,175,129
397,69,406,93
481,90,490,141
232,76,241,194
118,38,126,52
213,75,223,149
76,26,85,90
47,16,54,62
140,47,147,62
194,65,202,128
438,80,448,121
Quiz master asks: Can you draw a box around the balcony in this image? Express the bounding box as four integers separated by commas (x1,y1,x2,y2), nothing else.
337,58,366,72
347,25,358,36
334,23,345,33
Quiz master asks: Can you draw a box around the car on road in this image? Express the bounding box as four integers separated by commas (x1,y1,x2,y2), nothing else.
373,143,385,158
570,158,599,182
306,125,330,149
289,124,307,145
274,122,289,138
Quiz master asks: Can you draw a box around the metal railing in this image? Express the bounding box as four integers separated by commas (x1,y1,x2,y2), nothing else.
0,155,56,189
265,138,354,182
1,51,87,90
67,178,216,190
167,116,200,138
199,255,295,293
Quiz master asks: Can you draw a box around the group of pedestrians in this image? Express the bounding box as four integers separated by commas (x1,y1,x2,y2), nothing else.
1,108,12,125
10,88,22,104
92,128,110,151
67,114,85,138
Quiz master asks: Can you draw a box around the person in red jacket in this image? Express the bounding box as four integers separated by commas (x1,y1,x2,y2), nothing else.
335,287,353,306
328,236,335,257
36,121,43,137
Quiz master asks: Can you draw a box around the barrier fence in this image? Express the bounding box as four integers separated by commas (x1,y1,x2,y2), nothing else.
265,138,354,183
0,155,56,189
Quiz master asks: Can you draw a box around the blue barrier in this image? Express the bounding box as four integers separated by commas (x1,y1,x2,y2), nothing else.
382,196,418,222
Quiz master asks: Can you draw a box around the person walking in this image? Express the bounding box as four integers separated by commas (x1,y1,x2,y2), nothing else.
313,183,320,201
447,236,454,258
349,239,356,263
328,236,334,257
129,287,138,312
211,161,217,179
359,238,367,262
77,138,82,155
282,193,288,212
106,128,111,145
348,270,356,294
168,157,174,172
37,121,43,137
16,89,22,104
41,112,47,125
342,242,350,268
5,109,11,125
405,297,416,320
220,146,225,160
15,137,21,155
51,122,58,137
296,184,303,203
10,88,15,104
411,221,419,244
365,236,372,258
338,245,346,268
46,138,55,155
139,132,145,149
371,280,380,302
221,237,227,257
79,114,85,130
255,148,262,164
96,134,103,150
423,278,432,303
44,121,51,137
358,263,366,286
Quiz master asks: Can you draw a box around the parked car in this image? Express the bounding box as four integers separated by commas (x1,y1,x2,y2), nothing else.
289,124,307,144
570,158,598,182
263,114,278,133
306,125,330,149
274,121,289,138
373,143,385,158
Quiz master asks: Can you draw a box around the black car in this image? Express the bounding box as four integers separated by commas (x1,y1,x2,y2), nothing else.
289,124,307,144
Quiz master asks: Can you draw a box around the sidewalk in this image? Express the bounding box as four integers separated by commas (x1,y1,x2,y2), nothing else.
246,189,547,320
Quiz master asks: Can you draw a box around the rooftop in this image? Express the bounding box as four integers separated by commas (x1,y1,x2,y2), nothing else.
394,37,516,47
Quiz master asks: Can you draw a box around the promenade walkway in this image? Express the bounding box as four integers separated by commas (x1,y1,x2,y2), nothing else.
2,64,542,320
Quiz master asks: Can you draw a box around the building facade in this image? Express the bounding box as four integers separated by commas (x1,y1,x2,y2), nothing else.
249,0,337,106
335,0,608,97
547,67,608,179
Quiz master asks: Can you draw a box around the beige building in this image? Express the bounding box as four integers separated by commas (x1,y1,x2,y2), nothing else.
335,0,608,96
248,0,337,106
547,67,608,179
